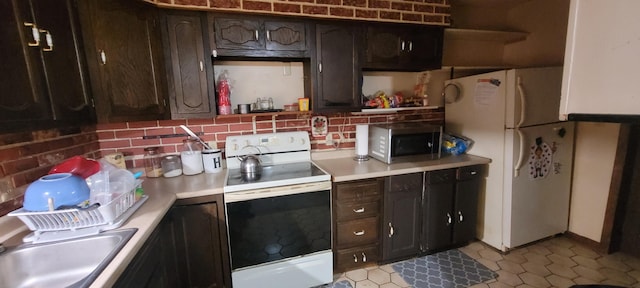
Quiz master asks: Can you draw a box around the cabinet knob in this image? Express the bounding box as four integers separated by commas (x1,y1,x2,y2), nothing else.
353,207,365,213
353,254,358,263
39,29,53,52
388,222,394,238
458,211,464,222
23,22,40,46
353,230,365,236
255,30,259,41
99,50,107,65
362,252,367,262
446,213,452,225
199,61,204,72
266,30,271,41
408,41,413,51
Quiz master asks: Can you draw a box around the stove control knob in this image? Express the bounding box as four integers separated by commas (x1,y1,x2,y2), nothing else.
289,137,295,143
244,140,250,147
233,144,238,151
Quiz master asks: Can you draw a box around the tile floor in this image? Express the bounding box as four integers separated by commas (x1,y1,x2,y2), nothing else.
333,236,640,288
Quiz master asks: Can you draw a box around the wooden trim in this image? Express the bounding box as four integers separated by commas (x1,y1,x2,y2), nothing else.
564,231,608,254
599,124,631,253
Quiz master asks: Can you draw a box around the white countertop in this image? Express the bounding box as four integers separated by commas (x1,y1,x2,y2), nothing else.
0,152,489,287
313,153,491,182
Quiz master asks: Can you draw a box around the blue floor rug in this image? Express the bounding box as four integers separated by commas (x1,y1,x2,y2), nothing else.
392,249,498,288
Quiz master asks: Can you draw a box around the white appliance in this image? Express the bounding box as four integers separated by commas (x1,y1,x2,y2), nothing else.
444,67,575,251
223,132,333,288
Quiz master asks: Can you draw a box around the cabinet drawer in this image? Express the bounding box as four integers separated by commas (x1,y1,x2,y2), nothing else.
457,165,485,180
387,173,423,193
335,245,379,272
335,179,383,201
336,217,379,248
336,200,380,221
427,169,455,184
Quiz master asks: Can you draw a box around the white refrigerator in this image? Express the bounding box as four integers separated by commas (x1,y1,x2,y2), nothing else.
444,67,575,252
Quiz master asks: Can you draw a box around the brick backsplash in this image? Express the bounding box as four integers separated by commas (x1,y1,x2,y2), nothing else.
95,109,444,169
0,109,443,216
0,126,101,216
147,0,450,25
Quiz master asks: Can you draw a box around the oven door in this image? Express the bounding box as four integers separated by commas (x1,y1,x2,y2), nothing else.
224,181,333,288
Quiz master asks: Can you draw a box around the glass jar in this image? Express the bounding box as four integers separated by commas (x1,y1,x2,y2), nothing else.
161,155,182,178
143,147,163,177
181,138,203,175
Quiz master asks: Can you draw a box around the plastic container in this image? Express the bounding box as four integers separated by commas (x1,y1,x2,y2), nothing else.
143,147,163,178
298,98,309,111
161,155,182,178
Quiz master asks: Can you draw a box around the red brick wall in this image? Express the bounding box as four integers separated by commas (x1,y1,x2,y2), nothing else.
148,0,451,25
97,109,444,168
0,126,100,216
0,109,443,216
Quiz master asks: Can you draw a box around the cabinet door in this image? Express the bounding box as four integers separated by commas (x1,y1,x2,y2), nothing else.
0,0,51,126
423,169,455,251
114,216,177,288
365,27,402,69
314,24,361,112
79,0,167,123
213,18,263,50
400,26,443,71
382,173,422,261
165,13,215,119
452,166,482,245
33,0,93,122
264,21,307,52
171,202,225,288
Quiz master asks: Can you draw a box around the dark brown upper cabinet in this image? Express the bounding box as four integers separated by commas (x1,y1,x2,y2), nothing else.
312,23,362,113
78,0,168,123
364,24,443,72
162,12,216,119
211,15,309,58
0,0,94,132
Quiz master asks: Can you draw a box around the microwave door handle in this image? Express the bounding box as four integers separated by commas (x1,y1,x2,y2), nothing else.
516,76,526,128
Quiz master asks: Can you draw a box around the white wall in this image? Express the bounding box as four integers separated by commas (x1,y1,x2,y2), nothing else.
213,61,306,111
568,122,620,242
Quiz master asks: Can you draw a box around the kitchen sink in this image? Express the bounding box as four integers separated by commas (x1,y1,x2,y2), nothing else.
0,228,136,288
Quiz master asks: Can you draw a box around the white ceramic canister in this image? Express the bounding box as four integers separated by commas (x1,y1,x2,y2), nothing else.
181,138,203,175
202,149,223,173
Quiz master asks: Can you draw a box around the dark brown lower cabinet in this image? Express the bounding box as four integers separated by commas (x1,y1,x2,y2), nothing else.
170,194,230,288
381,166,485,263
333,178,384,272
115,194,231,288
382,173,422,262
423,166,483,252
114,214,178,288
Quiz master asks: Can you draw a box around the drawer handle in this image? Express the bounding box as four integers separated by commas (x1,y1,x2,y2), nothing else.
353,254,358,263
254,30,259,41
362,252,367,262
388,222,394,238
24,22,40,46
353,207,365,213
447,213,452,225
458,211,464,222
353,230,365,236
471,171,477,175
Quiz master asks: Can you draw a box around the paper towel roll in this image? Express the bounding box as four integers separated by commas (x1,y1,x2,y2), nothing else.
356,124,369,156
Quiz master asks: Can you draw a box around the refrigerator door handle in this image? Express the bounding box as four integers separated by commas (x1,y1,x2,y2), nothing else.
514,128,525,177
516,76,526,128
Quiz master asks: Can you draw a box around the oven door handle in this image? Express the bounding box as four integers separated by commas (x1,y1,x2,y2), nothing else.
224,181,332,202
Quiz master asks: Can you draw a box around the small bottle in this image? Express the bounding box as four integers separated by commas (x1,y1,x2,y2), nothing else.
181,138,203,175
143,147,163,178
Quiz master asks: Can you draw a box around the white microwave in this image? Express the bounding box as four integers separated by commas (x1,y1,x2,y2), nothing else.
368,123,442,164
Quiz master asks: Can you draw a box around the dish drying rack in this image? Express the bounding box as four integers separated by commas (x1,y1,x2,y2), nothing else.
8,181,148,244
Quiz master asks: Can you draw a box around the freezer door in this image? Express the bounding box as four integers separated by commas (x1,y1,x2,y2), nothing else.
502,121,575,249
505,67,564,129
